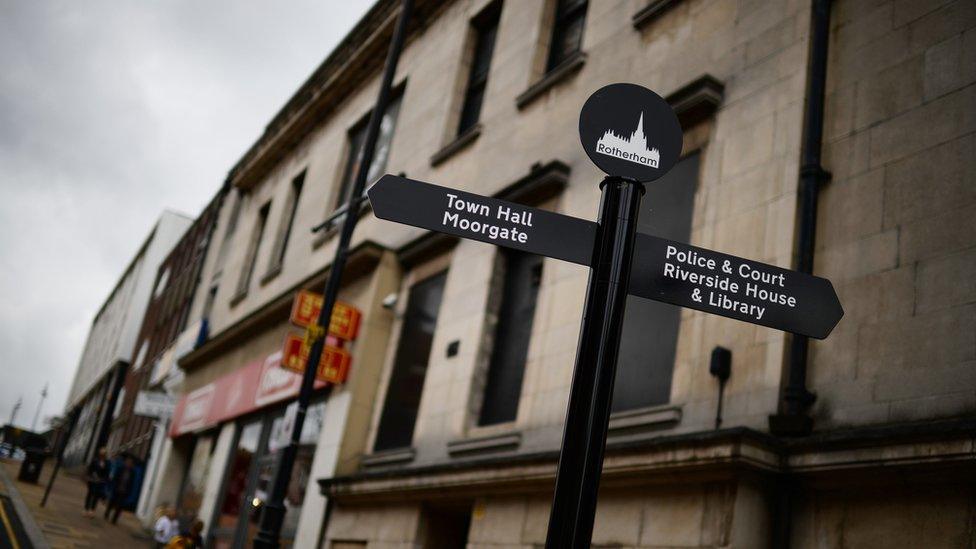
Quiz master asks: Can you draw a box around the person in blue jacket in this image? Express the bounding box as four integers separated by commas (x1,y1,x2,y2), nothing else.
103,454,138,524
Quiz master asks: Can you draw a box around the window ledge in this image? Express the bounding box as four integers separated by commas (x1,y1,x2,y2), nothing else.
447,431,521,457
607,404,682,439
665,74,725,129
312,223,339,249
632,0,682,30
515,51,587,111
260,264,282,285
229,288,248,308
361,447,416,468
430,124,482,167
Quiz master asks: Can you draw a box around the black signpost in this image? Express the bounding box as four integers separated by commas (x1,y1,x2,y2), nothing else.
366,82,843,549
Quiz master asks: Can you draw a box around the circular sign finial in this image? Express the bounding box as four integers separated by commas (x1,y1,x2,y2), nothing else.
579,83,683,182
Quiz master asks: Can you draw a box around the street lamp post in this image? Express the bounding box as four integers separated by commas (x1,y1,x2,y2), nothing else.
31,383,48,432
252,0,413,546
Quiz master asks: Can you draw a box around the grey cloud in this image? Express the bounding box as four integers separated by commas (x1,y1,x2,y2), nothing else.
0,0,372,428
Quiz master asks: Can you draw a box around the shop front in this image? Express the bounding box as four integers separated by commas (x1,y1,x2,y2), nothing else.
169,351,329,548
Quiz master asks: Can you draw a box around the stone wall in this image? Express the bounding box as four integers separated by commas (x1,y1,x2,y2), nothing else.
791,480,974,547
812,0,976,427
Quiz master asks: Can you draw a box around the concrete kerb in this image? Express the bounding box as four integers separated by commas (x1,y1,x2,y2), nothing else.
0,463,51,549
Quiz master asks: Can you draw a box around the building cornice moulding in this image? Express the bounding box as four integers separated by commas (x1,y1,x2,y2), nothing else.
318,418,976,504
178,241,387,372
228,0,452,192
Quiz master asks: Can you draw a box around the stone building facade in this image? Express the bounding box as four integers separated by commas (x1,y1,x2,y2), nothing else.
143,0,974,547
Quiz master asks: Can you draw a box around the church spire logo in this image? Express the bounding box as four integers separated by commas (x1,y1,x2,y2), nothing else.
595,112,660,168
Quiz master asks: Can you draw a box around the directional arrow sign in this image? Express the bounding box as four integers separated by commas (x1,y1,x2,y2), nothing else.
368,174,843,338
629,233,844,339
368,174,597,266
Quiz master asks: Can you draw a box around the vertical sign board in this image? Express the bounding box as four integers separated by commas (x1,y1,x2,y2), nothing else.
281,290,360,385
290,289,362,340
366,82,843,549
281,334,351,384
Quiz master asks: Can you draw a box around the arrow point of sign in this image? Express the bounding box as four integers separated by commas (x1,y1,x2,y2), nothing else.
367,174,407,223
365,174,387,207
366,174,392,198
816,278,845,340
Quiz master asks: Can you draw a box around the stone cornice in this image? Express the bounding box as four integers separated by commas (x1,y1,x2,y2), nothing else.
178,241,387,372
319,418,976,503
319,428,781,503
228,0,452,192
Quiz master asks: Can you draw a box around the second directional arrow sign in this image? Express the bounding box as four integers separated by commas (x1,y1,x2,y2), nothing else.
630,234,843,339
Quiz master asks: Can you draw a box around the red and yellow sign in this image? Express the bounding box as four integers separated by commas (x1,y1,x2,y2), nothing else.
281,334,351,385
290,290,362,341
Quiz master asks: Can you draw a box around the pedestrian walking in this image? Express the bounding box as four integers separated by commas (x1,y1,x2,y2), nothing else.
103,454,137,524
83,447,110,517
153,505,180,547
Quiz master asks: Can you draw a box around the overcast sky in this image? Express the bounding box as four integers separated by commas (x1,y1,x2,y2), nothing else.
0,1,372,430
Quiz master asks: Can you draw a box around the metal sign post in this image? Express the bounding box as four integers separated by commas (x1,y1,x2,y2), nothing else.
544,83,682,548
543,175,644,548
252,0,413,546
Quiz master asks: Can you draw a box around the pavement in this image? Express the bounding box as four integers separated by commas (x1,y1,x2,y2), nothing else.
0,494,30,549
0,458,153,548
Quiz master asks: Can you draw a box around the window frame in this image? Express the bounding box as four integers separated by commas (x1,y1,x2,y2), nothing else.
332,88,404,212
373,269,449,453
456,2,502,137
477,249,545,426
267,171,306,276
234,201,271,300
612,151,702,413
546,0,588,73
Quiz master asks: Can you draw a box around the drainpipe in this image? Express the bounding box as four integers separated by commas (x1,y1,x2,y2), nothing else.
769,0,832,438
770,0,833,546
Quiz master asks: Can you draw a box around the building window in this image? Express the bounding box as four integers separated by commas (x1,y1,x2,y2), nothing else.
334,92,403,211
457,3,501,136
212,420,262,545
546,0,588,72
178,434,215,525
215,189,244,275
374,271,447,452
235,202,270,298
202,285,218,320
112,388,125,419
267,171,305,274
133,340,148,370
237,401,325,542
478,250,543,426
153,267,170,298
613,152,701,412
